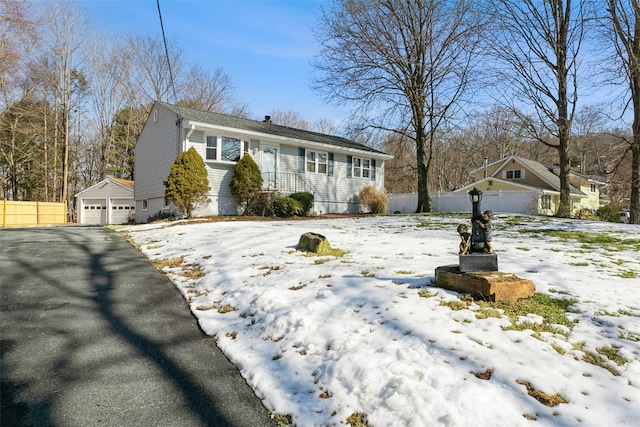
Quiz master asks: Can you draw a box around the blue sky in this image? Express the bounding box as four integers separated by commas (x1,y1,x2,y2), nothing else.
81,0,343,124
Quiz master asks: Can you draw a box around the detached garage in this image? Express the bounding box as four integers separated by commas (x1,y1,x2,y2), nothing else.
75,178,135,225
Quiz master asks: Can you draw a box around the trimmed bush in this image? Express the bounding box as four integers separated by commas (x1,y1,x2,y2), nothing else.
274,196,303,217
230,154,263,215
164,147,210,219
289,192,314,216
358,186,388,214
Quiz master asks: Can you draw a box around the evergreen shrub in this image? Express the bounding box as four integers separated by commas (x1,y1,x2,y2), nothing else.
274,196,303,217
164,147,210,219
289,192,314,216
597,204,622,223
230,154,263,214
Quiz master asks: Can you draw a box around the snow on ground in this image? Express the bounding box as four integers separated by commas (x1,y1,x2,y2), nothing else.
125,214,640,427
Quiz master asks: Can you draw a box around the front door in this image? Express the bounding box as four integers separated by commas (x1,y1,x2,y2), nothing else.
262,145,278,189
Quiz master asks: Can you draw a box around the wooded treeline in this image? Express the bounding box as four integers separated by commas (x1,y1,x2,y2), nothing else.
1,0,637,222
0,0,247,216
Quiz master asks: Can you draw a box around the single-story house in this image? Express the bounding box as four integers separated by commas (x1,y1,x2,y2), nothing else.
454,155,605,215
75,178,135,224
133,101,393,222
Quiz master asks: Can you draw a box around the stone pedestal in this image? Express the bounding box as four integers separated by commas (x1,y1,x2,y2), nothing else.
296,232,331,254
459,254,498,272
434,265,535,302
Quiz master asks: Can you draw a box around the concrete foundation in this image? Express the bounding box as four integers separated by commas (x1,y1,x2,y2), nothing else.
434,265,535,302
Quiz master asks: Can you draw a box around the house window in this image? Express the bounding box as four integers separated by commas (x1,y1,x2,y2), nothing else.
353,157,371,178
541,195,551,210
590,184,596,193
221,137,241,161
506,169,522,179
142,200,148,211
306,150,328,174
163,198,170,210
206,135,246,162
206,136,217,160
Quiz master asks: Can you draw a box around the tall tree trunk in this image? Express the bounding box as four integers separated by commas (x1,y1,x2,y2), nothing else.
631,73,640,224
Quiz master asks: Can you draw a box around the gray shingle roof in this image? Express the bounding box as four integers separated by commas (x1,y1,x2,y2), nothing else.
158,101,388,156
502,156,585,196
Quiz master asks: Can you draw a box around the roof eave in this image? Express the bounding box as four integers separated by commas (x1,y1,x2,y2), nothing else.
183,120,392,159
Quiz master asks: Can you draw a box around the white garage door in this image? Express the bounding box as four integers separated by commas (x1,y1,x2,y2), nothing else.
82,199,106,224
110,199,135,224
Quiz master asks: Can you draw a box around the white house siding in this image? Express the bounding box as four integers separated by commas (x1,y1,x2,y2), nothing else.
134,102,392,220
278,146,383,214
134,104,182,222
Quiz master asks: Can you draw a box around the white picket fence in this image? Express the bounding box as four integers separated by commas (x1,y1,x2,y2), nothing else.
387,190,540,215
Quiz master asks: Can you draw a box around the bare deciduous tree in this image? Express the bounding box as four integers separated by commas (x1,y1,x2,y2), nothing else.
605,0,640,224
265,109,309,129
37,0,91,207
86,34,131,180
487,0,588,217
126,34,184,107
179,65,237,113
313,0,485,212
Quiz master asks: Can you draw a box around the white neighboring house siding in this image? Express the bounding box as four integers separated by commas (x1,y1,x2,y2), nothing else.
134,104,182,223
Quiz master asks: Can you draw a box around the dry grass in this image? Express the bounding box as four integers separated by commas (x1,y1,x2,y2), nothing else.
440,300,469,311
346,412,369,427
153,256,184,270
218,304,236,314
516,380,567,407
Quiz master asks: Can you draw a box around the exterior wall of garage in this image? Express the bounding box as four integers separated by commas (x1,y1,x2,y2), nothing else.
75,179,135,225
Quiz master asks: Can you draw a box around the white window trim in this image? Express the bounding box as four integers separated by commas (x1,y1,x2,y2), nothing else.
352,157,371,179
306,149,328,174
503,169,525,180
204,134,248,163
142,200,148,211
163,198,170,210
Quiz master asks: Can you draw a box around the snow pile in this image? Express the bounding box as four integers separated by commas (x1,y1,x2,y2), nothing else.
127,215,640,426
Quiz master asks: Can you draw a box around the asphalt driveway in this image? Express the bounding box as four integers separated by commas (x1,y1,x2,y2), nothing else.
0,226,275,427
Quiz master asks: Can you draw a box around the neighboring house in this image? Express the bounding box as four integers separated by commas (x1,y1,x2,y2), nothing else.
454,155,604,216
75,178,135,225
133,101,393,222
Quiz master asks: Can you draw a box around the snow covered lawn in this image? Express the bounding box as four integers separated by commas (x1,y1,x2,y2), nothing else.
126,214,640,427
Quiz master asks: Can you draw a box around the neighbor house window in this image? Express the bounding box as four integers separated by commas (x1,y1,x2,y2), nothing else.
205,135,246,162
142,200,148,211
590,184,596,193
505,169,522,179
306,150,327,174
206,136,217,160
352,157,371,178
541,195,551,210
163,198,170,210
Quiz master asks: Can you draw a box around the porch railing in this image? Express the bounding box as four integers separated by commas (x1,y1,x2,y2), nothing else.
261,172,314,195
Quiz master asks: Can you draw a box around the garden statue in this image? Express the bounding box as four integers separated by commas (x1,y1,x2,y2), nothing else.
434,188,534,301
458,188,495,254
474,210,494,254
457,224,471,255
